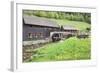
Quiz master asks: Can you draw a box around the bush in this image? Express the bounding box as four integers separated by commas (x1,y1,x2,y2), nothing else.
23,10,91,24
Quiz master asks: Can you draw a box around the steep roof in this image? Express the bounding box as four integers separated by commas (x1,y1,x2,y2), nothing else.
23,15,59,28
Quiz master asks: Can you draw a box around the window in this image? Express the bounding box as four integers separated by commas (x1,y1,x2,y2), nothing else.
28,33,32,39
34,33,38,39
40,32,44,38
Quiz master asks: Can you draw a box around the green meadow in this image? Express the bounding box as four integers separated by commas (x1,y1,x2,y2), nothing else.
23,10,91,62
23,10,91,31
50,19,90,31
27,37,91,62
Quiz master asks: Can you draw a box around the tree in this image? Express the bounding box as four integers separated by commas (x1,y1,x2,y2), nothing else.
23,10,91,24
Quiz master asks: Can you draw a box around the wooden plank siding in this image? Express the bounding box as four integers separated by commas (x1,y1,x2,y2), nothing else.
23,15,78,41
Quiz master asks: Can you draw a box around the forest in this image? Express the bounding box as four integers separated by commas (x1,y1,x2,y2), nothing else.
23,10,91,24
23,10,91,62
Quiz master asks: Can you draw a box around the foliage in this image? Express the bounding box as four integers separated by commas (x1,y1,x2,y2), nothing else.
23,10,91,31
23,10,91,24
50,18,90,31
27,37,91,62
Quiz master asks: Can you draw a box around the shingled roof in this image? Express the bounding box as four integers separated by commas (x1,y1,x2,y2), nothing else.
23,15,59,28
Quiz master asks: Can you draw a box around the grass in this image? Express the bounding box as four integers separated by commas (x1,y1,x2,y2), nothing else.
27,37,91,62
50,19,91,31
